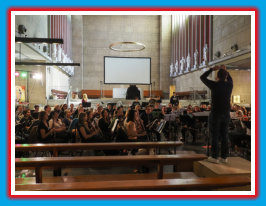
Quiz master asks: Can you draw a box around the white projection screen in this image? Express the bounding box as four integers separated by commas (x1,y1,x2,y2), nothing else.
104,56,151,84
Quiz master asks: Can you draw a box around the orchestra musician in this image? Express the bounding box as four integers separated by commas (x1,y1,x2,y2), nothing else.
77,112,103,143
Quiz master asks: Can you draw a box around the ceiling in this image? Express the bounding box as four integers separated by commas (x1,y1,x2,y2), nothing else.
226,57,251,70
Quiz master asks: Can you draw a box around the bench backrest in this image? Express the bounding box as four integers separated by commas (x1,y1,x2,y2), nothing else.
15,176,250,191
15,154,207,168
15,141,183,152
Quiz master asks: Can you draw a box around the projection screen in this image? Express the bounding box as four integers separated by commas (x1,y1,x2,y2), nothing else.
104,56,151,84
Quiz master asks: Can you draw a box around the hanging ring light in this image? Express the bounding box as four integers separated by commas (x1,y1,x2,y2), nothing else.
109,41,146,52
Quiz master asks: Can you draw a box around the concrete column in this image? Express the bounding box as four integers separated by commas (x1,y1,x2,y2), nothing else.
70,15,83,92
160,15,172,97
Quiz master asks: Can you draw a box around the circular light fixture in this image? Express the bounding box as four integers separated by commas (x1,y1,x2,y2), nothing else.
109,42,145,52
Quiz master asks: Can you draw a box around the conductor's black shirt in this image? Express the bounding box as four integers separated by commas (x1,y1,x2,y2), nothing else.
200,68,233,115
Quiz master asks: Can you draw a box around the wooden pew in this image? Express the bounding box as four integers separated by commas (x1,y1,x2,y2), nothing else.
15,141,183,157
16,154,207,183
15,176,250,191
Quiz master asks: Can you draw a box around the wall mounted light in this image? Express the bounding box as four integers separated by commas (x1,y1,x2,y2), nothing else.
231,44,239,52
214,51,221,58
15,72,20,77
233,95,241,104
32,73,42,80
21,72,27,78
18,25,27,34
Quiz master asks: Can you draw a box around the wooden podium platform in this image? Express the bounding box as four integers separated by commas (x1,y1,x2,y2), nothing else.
193,157,251,191
194,157,251,177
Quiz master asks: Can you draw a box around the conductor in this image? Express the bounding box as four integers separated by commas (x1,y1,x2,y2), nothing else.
200,65,233,164
126,85,141,100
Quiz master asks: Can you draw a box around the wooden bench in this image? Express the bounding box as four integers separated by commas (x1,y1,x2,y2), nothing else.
15,141,183,157
15,176,250,191
16,154,207,183
15,172,199,184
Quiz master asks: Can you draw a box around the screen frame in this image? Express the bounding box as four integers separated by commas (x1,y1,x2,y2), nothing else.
104,56,151,85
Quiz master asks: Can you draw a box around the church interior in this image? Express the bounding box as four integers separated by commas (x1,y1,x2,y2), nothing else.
14,12,253,193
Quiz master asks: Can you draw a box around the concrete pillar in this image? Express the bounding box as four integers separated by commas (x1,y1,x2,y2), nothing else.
160,15,172,97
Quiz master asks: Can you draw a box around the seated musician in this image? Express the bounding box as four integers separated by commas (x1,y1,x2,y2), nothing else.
193,106,201,113
15,105,24,123
125,109,138,141
19,109,33,133
206,104,211,111
93,105,103,120
171,105,179,114
31,105,39,119
106,103,114,118
98,109,112,141
134,109,147,141
82,93,88,107
77,112,102,143
151,103,161,120
62,110,72,130
59,104,68,119
53,105,61,113
44,105,52,120
72,104,84,119
180,110,193,143
229,114,251,154
161,106,167,118
69,103,75,115
109,107,127,142
200,103,207,111
37,111,55,143
166,103,172,114
48,111,69,143
131,96,141,109
135,104,141,113
140,105,153,129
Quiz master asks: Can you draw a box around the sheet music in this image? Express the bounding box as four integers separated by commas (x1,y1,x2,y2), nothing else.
111,119,119,133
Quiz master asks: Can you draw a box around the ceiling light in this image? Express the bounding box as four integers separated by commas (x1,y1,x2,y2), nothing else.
109,42,145,52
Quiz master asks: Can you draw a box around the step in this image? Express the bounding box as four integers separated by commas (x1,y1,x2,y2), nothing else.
194,157,251,177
